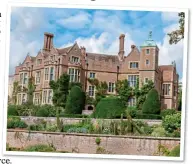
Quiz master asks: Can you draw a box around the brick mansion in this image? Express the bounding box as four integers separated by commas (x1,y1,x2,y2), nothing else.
9,32,179,110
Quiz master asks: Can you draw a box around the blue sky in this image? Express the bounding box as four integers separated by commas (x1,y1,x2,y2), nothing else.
9,7,184,81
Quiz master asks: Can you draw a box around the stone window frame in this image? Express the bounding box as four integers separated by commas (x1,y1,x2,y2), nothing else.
128,97,136,107
128,61,139,69
17,93,27,105
35,71,41,84
36,59,42,66
162,83,171,96
42,89,53,105
145,59,150,66
146,49,150,55
108,82,115,93
128,74,139,87
144,77,149,84
89,72,96,79
19,72,28,85
88,85,95,97
68,67,80,83
33,92,41,105
71,56,80,64
44,67,55,81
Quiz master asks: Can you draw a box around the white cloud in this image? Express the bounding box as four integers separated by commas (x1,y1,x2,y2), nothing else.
61,32,135,56
9,34,40,75
157,23,183,78
56,12,91,29
161,12,179,22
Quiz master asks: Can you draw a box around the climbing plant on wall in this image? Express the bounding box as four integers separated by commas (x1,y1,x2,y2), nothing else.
27,77,36,105
87,78,108,106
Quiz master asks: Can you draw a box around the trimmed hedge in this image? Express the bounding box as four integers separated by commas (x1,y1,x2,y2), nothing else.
8,105,18,116
92,97,126,119
135,113,162,120
142,89,161,114
161,109,177,118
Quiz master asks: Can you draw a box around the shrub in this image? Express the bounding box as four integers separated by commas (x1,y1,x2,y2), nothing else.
23,144,55,152
8,105,18,116
161,109,177,118
7,117,27,129
168,145,180,157
36,107,49,117
162,112,181,133
95,137,101,145
65,86,85,114
142,89,161,114
126,107,137,118
151,126,166,137
93,97,125,119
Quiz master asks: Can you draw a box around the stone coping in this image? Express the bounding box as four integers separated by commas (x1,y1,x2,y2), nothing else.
19,116,162,122
7,129,180,141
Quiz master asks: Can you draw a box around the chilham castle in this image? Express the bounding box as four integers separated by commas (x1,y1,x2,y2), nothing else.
10,31,179,110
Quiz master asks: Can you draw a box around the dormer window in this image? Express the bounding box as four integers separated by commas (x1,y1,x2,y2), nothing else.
146,49,150,54
50,55,55,61
26,62,29,67
71,56,79,63
37,59,42,65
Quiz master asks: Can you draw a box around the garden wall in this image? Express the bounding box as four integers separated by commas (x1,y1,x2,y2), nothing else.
7,130,180,156
19,116,162,126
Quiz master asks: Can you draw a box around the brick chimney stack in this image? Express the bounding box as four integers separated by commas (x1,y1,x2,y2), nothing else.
118,34,125,61
43,32,54,51
80,46,86,56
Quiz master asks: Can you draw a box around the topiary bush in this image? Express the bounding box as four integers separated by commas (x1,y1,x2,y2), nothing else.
161,109,177,118
65,86,85,114
8,105,18,116
92,97,126,119
142,89,161,114
162,112,181,133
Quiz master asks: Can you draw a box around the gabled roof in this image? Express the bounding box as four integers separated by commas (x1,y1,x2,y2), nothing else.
56,46,72,54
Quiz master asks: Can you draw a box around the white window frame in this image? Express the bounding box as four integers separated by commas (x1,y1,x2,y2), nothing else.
42,89,53,104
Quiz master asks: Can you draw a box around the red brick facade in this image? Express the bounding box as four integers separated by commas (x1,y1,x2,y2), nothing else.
13,32,179,109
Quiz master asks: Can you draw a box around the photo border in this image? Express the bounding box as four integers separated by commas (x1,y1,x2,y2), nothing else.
2,1,189,162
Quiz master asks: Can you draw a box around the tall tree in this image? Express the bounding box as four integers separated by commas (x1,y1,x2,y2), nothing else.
168,12,185,44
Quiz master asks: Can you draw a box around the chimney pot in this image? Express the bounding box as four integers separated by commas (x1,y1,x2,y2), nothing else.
43,32,54,51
